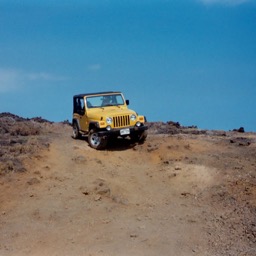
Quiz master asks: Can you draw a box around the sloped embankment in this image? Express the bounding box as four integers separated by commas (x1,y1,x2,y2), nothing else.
0,112,255,255
0,113,57,174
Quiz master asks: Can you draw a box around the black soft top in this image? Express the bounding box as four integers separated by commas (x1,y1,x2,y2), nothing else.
73,91,121,98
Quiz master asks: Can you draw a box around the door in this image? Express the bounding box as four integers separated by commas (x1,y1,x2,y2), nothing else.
74,97,89,132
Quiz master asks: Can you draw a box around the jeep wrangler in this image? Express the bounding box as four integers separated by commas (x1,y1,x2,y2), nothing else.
72,91,148,149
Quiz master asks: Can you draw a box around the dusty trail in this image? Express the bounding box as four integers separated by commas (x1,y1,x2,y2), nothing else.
1,124,256,255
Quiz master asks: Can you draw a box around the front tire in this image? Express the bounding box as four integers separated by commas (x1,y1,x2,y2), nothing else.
139,131,148,143
88,129,108,150
131,131,148,144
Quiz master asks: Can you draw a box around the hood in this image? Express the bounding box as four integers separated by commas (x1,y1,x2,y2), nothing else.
87,106,136,120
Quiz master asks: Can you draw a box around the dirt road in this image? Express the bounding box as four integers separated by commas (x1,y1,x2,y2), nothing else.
1,121,256,255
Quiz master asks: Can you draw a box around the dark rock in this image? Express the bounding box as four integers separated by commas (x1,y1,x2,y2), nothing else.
230,137,251,146
27,177,40,185
233,127,245,133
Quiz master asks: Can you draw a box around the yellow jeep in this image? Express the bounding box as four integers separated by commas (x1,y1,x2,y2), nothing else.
72,91,148,149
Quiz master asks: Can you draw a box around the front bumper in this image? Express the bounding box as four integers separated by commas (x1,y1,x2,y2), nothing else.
97,125,148,137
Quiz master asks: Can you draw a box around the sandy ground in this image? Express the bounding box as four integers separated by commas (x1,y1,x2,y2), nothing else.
0,122,256,256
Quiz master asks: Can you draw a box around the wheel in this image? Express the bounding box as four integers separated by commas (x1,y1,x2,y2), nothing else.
88,129,108,150
131,131,148,144
72,122,81,139
139,131,148,144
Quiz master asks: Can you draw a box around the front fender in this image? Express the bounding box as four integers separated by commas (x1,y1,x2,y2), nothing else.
89,121,100,130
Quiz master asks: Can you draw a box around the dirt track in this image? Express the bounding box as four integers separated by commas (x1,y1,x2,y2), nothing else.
0,116,256,255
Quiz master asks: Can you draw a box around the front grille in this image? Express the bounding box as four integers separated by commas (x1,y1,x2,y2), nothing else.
113,115,130,128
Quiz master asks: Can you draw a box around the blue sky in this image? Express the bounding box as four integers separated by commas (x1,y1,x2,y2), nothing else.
0,0,255,131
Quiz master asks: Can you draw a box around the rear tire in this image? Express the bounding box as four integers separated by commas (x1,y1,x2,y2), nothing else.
72,122,81,139
88,129,108,150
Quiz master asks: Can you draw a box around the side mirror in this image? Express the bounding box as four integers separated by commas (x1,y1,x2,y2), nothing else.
126,100,130,106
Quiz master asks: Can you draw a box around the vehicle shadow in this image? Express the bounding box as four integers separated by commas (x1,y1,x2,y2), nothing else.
73,136,138,151
106,137,137,151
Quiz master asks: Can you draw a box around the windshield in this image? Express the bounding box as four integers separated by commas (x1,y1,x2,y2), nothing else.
86,94,125,108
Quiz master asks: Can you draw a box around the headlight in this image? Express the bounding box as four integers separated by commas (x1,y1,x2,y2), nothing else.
136,121,141,127
106,117,112,124
130,114,136,121
106,125,111,131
